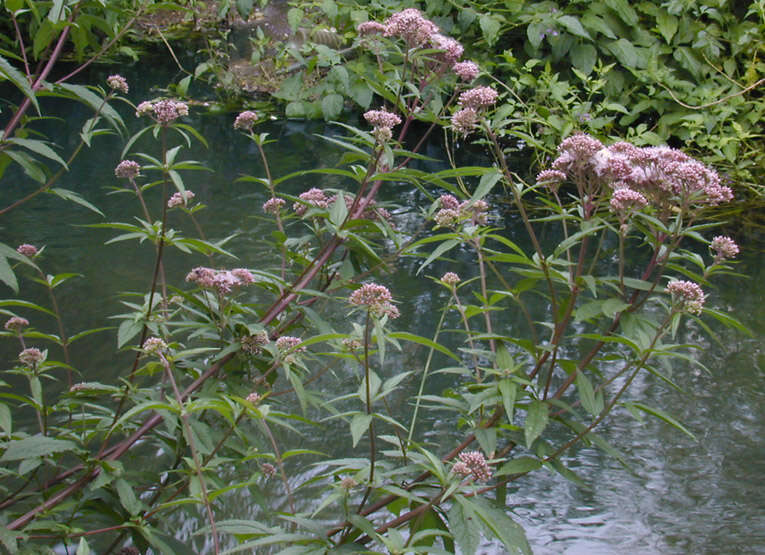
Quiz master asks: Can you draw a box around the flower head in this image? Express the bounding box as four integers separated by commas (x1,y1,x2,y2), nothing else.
430,33,463,63
135,101,154,117
4,316,29,331
16,244,38,257
142,337,167,355
152,99,188,124
340,476,358,490
242,331,269,354
115,160,140,179
383,8,439,48
363,109,402,130
458,86,498,109
453,61,480,81
234,110,258,131
451,107,478,136
185,267,255,294
263,197,286,214
294,188,329,216
710,235,739,262
349,283,400,319
167,190,195,208
609,187,648,214
261,462,277,477
434,208,460,227
439,194,460,210
456,450,492,482
276,336,305,353
246,391,262,404
441,272,460,286
19,347,44,367
667,280,706,315
107,74,129,94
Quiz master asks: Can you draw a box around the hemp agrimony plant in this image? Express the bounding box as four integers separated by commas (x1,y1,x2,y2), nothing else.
0,6,747,555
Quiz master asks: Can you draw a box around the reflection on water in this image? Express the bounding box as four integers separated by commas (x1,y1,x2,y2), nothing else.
1,70,764,553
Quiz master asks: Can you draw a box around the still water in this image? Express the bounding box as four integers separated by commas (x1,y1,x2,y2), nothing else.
1,69,764,554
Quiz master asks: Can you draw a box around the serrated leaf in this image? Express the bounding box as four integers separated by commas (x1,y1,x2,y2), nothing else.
0,54,39,115
499,379,517,423
479,14,502,47
656,12,678,43
605,0,638,26
117,318,142,348
448,498,481,555
321,93,344,121
1,436,77,461
524,400,549,448
607,38,639,68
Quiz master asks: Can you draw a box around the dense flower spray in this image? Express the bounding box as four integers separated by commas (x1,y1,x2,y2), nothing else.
349,283,400,319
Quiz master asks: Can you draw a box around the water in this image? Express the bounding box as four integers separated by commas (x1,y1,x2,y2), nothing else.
1,65,764,553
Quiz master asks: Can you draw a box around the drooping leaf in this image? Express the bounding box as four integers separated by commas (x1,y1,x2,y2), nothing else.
524,400,549,448
1,436,77,461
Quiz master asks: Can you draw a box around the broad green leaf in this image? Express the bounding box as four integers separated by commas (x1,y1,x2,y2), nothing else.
5,137,67,168
607,38,639,68
1,435,77,461
470,497,532,554
0,257,18,293
656,12,678,43
558,15,593,40
349,413,372,447
75,537,90,555
448,498,481,555
605,0,638,26
387,331,460,362
499,379,517,423
479,14,502,47
602,298,630,318
471,169,502,202
524,400,549,448
571,43,597,75
321,93,344,121
0,404,11,436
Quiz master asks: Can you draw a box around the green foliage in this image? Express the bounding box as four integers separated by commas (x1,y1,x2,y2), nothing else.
0,1,754,553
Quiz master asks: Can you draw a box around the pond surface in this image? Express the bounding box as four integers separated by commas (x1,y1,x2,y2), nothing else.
1,64,763,554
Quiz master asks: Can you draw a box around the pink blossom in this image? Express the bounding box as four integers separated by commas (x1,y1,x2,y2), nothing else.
142,337,167,354
115,160,140,179
383,8,439,48
457,450,492,482
167,190,195,208
363,109,402,129
276,336,305,352
185,267,254,294
710,235,739,261
451,107,478,135
667,280,705,315
107,74,129,94
430,33,463,63
441,272,460,286
294,188,329,216
609,187,648,213
151,100,188,124
234,110,258,131
453,61,480,81
349,283,400,318
246,391,262,404
263,197,286,214
434,208,460,227
135,101,153,117
19,347,44,367
458,87,498,109
4,316,29,331
439,194,460,210
16,244,38,257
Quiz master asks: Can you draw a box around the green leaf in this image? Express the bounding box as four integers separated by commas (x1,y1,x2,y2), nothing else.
117,318,143,349
602,298,630,318
571,43,597,75
50,188,104,216
607,38,639,68
287,7,303,31
387,332,461,362
558,15,593,41
605,0,638,26
575,372,603,417
448,498,481,555
656,12,678,43
524,400,549,448
0,54,40,116
0,256,18,293
471,169,502,202
350,413,372,447
622,402,696,439
236,0,254,19
479,14,502,47
75,537,91,555
417,239,460,275
470,497,532,554
5,137,67,168
1,435,77,461
321,93,344,121
499,379,517,423
0,404,11,436
496,456,542,477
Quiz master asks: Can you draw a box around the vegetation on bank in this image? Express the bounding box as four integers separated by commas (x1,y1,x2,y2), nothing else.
0,1,760,553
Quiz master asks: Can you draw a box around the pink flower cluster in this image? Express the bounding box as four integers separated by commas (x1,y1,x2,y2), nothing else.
167,190,195,208
710,235,739,262
453,61,480,82
19,347,44,367
430,33,463,63
136,99,188,124
546,134,733,209
115,160,140,179
433,194,489,226
441,272,461,286
16,244,38,257
667,280,706,315
609,187,648,214
357,21,386,35
451,87,498,135
349,283,400,319
293,188,330,216
364,109,402,130
234,110,258,131
263,197,286,214
275,336,305,353
382,8,440,48
185,267,255,294
4,316,29,331
142,336,167,355
453,450,492,482
107,74,129,94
